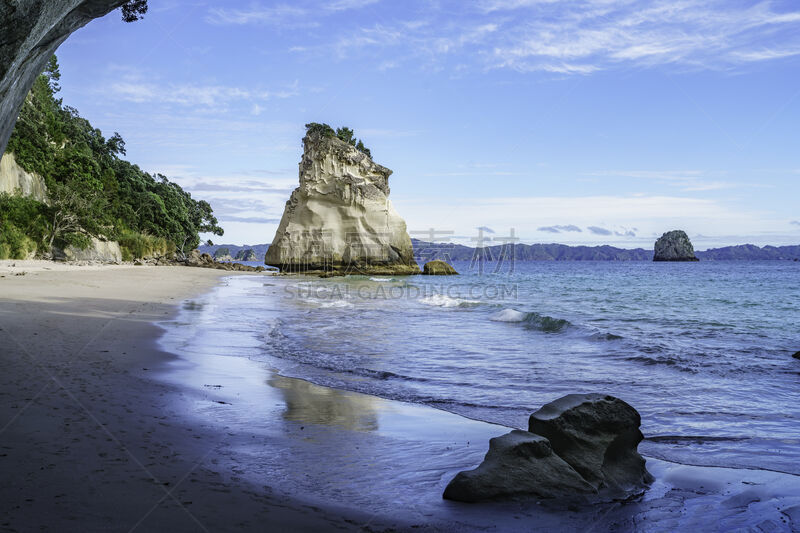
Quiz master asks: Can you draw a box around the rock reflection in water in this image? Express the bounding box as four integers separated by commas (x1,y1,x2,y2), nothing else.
269,374,379,432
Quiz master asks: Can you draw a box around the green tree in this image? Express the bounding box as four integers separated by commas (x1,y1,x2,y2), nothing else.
121,0,148,22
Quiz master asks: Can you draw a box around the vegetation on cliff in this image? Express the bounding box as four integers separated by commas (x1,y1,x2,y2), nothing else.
304,122,372,158
0,56,223,260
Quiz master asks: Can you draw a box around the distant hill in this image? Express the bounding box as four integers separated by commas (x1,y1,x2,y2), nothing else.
696,244,800,261
197,240,800,263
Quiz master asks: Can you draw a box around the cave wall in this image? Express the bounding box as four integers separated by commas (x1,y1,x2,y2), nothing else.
0,0,125,157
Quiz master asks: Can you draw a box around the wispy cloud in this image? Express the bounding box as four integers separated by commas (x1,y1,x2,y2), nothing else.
589,169,739,192
107,80,299,109
587,226,613,236
308,0,800,74
538,224,583,233
791,220,800,226
207,0,382,26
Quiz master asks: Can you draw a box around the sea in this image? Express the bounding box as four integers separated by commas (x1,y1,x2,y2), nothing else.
164,259,800,477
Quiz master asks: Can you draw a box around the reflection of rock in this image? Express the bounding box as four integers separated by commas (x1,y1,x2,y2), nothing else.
269,374,379,432
443,430,594,502
422,260,458,275
444,394,652,503
1,1,125,157
654,230,699,262
264,128,419,275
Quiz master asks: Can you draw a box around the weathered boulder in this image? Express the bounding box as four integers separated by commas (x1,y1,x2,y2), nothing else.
422,260,458,275
0,1,126,158
444,394,652,503
264,129,420,275
528,394,653,495
0,152,47,201
653,230,699,262
443,430,595,502
53,237,121,263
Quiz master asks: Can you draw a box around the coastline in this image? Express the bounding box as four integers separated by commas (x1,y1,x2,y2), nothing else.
2,263,799,532
0,263,392,531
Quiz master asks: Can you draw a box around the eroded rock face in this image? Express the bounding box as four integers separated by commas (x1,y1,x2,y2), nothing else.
443,430,595,502
53,237,121,263
0,1,126,158
422,260,458,275
529,393,653,495
0,152,47,201
444,394,652,503
653,230,699,262
265,132,419,275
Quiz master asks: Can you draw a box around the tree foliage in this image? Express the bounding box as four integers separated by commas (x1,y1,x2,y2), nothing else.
121,0,148,23
5,56,224,258
304,122,372,158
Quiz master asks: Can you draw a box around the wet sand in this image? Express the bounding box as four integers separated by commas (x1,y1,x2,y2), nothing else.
1,262,799,532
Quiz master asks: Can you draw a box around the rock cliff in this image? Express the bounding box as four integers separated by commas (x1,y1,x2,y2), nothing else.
0,1,125,157
653,230,699,262
53,237,121,263
0,152,47,201
265,130,419,275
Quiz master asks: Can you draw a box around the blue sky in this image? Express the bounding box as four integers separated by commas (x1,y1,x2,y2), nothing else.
54,0,800,249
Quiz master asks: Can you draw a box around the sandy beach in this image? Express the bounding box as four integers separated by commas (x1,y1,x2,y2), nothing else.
2,262,799,532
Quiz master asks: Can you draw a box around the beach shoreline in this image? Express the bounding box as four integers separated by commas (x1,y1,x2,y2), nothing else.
0,263,402,531
2,262,799,532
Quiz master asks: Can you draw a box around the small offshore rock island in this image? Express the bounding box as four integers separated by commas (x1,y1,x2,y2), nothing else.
265,123,420,275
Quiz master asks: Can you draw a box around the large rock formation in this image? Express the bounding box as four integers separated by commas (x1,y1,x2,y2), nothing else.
0,1,125,158
265,130,419,275
235,248,257,261
444,394,652,503
0,152,47,201
653,230,699,262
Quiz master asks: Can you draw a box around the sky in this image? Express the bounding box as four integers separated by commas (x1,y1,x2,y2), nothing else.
54,0,800,249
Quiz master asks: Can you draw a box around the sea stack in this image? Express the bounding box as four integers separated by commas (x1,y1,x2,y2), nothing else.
265,125,419,275
653,230,699,262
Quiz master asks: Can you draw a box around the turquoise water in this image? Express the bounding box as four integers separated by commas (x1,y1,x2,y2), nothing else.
175,260,800,475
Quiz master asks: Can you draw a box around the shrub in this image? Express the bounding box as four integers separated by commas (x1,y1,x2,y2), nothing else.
118,230,173,261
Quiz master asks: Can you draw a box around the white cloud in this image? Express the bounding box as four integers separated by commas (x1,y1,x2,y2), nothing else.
107,81,299,109
309,0,800,75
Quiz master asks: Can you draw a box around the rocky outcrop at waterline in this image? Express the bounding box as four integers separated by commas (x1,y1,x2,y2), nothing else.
444,394,652,503
0,1,127,158
235,248,258,261
422,260,458,275
264,127,419,275
653,230,699,262
184,249,266,272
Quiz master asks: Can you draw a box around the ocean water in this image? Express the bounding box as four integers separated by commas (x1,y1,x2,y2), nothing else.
167,260,800,476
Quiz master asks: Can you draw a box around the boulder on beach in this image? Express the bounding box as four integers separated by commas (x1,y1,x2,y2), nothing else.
443,430,595,502
529,393,653,494
422,260,458,275
653,230,699,262
444,393,652,503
